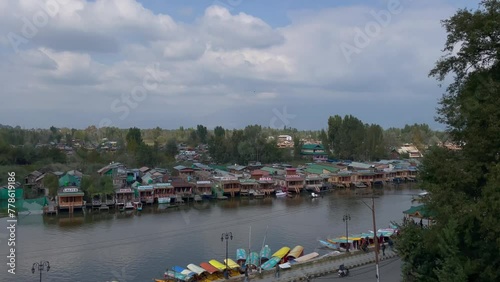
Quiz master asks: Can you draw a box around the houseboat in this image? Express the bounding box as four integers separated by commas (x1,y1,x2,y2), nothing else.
153,183,174,204
240,179,258,197
56,186,85,213
172,180,193,202
115,187,135,208
195,181,213,199
138,185,154,204
219,177,240,197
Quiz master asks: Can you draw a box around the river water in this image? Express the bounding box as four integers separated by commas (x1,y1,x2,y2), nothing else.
1,184,418,281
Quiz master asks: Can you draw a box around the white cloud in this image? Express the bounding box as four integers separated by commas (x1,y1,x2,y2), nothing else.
0,0,474,129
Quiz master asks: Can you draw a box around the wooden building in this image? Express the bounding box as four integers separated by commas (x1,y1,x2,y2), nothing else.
57,186,84,213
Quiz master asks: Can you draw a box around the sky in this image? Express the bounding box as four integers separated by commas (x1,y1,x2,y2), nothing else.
0,0,481,130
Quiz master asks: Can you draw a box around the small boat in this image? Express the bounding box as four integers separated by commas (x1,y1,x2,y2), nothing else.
164,270,188,281
245,252,260,269
124,201,134,209
289,252,319,264
199,262,220,274
236,248,247,266
208,259,227,271
286,245,304,261
319,240,340,250
186,264,207,276
249,189,265,198
260,256,281,270
224,258,240,270
157,197,170,204
133,201,142,211
272,246,291,259
260,245,271,263
275,190,287,197
311,192,320,198
172,266,196,279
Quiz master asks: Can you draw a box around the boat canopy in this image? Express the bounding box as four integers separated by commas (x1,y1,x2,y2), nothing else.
172,266,195,278
246,252,260,267
224,258,240,269
260,245,271,261
260,257,281,270
319,240,339,250
236,248,247,262
199,262,219,274
209,259,227,271
286,245,304,260
290,252,319,264
165,270,188,281
272,246,290,259
186,264,207,275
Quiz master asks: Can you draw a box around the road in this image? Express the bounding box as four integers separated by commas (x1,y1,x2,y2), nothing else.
309,257,402,281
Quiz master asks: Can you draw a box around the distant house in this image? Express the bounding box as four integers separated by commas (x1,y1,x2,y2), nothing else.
300,144,328,161
25,170,43,187
397,144,423,159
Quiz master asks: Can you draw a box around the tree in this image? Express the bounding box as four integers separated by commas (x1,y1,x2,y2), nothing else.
165,138,178,160
126,127,143,153
43,173,59,197
397,1,500,281
196,125,208,144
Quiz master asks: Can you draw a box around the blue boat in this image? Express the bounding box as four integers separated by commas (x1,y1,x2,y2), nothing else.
260,256,281,270
260,245,271,263
172,266,195,278
236,248,247,265
165,270,188,281
318,240,340,250
245,252,260,269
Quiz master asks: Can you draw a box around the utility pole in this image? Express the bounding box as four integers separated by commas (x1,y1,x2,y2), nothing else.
361,196,380,282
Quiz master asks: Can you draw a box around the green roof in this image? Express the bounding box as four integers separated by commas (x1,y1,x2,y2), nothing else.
59,174,80,187
403,205,434,218
261,167,279,174
302,144,325,150
209,165,228,171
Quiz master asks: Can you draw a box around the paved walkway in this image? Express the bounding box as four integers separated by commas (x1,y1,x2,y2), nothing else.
224,249,398,282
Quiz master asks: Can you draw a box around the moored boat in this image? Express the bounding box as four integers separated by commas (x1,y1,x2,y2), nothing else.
208,259,226,271
124,201,134,209
275,190,287,197
260,245,271,263
272,246,291,259
260,256,281,270
164,270,189,282
245,252,260,269
172,266,196,279
289,252,319,264
319,239,341,250
186,264,207,276
286,245,304,261
236,248,247,266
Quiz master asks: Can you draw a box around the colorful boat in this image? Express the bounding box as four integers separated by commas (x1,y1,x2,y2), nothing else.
209,259,227,271
260,256,281,270
319,240,340,250
260,245,271,263
224,258,240,269
165,270,188,281
272,246,290,259
245,252,260,269
186,264,207,276
289,252,319,264
172,266,196,278
236,248,247,265
286,245,304,261
199,262,219,274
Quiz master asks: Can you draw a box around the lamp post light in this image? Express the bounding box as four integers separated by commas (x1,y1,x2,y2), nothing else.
32,261,50,282
221,232,233,279
361,196,380,282
343,213,351,252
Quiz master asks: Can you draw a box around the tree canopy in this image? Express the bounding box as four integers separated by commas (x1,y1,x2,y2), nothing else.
397,1,500,281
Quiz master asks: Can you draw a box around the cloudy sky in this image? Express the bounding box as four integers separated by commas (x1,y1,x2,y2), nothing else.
0,0,480,130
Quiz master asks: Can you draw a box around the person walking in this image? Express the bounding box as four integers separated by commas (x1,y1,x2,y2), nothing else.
275,263,280,278
381,243,386,256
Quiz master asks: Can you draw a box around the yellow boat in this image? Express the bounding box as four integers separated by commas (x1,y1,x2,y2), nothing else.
272,246,291,259
286,245,304,260
223,258,240,269
208,259,227,271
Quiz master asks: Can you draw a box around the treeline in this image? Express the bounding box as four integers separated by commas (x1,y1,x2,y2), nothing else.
0,117,447,168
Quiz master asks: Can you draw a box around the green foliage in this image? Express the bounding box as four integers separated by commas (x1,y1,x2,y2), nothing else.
165,138,178,160
397,1,500,281
43,173,59,197
125,127,143,153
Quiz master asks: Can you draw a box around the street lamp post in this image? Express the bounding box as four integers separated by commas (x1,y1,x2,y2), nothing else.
221,232,233,279
343,213,351,252
361,196,380,282
32,261,50,282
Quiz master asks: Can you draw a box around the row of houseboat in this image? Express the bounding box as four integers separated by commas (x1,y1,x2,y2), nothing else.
50,161,417,213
